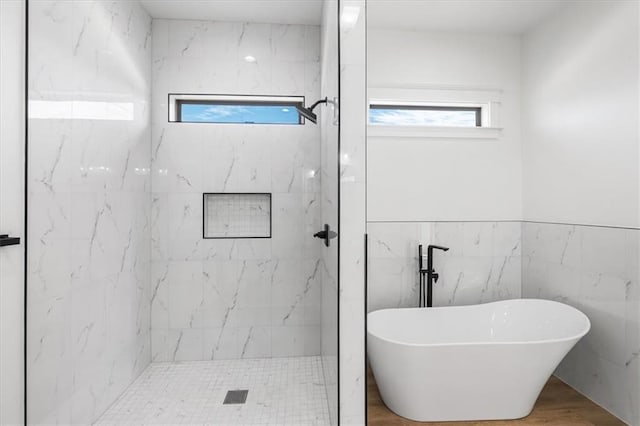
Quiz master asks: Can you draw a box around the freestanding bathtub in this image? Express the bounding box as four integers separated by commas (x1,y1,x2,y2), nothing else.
367,299,590,422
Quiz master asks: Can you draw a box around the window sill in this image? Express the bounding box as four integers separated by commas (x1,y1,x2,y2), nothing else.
368,125,503,140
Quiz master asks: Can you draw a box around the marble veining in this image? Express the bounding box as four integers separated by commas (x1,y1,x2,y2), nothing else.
368,220,638,424
522,221,639,425
150,19,322,362
27,4,338,425
367,221,522,313
27,1,152,424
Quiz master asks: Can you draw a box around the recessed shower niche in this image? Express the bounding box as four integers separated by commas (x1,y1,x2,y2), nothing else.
203,193,272,239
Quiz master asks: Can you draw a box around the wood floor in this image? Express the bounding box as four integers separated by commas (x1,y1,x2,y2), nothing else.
367,366,626,425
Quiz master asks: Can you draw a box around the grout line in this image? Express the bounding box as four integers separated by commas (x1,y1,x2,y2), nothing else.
366,219,640,231
521,220,640,231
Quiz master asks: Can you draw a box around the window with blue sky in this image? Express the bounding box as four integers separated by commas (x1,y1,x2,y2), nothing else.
369,105,481,127
177,101,302,124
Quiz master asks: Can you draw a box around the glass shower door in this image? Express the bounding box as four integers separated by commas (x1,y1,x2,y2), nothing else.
26,1,340,424
319,0,340,424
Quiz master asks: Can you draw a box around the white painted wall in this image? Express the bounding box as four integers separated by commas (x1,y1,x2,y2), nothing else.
0,1,25,424
367,30,522,222
522,1,640,228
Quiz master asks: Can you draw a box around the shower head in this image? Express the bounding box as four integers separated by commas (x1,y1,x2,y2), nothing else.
295,105,317,123
296,97,328,124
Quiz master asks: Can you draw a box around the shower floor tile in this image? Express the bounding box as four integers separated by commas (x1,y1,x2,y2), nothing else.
94,356,330,426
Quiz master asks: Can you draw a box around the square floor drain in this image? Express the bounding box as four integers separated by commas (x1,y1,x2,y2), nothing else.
223,390,248,404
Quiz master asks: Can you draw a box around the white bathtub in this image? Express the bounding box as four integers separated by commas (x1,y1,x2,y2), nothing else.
367,299,590,422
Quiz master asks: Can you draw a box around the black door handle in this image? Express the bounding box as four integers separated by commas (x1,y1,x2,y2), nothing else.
313,224,337,247
0,234,20,247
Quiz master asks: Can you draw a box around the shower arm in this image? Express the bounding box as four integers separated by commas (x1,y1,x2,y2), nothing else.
307,97,328,112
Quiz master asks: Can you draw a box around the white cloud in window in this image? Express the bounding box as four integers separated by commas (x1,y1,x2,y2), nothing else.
369,109,477,127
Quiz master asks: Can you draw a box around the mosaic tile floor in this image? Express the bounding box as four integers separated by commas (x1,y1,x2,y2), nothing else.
95,356,330,426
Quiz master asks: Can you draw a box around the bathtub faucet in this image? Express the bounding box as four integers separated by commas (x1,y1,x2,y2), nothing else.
418,244,450,308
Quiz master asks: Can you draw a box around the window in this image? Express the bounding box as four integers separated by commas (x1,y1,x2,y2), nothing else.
169,94,305,124
369,104,482,127
368,88,502,139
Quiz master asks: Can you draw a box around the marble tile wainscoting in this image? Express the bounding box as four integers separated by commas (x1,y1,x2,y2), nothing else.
522,221,640,425
27,1,153,424
367,221,522,312
150,19,324,361
367,220,639,424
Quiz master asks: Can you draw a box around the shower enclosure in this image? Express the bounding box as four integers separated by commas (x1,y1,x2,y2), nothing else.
26,1,340,424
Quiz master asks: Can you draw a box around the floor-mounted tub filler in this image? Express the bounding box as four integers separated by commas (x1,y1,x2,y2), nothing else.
367,299,590,422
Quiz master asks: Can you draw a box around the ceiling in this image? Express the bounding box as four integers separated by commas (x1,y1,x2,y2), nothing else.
139,0,323,25
367,0,567,34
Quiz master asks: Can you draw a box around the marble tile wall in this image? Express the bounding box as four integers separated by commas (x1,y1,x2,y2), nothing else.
367,221,522,312
522,222,640,425
319,0,340,424
27,1,152,424
367,220,639,424
150,19,323,361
